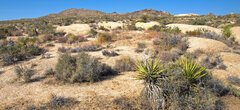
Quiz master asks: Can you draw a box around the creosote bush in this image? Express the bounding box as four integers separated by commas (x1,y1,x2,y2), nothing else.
55,53,117,83
114,56,135,72
14,66,35,83
0,39,44,66
97,33,113,43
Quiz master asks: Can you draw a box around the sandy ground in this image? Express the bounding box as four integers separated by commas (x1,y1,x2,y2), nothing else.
135,21,160,30
167,24,222,35
187,37,230,53
98,21,124,29
211,52,240,82
56,24,91,36
231,26,240,42
0,40,145,108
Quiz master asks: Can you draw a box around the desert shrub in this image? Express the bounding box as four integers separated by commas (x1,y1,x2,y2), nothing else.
58,47,68,53
200,55,226,69
56,37,68,43
71,44,98,53
189,19,206,25
139,15,148,23
42,94,79,109
206,79,230,96
167,27,181,34
236,19,240,26
223,26,232,38
66,34,86,44
186,29,202,36
71,52,102,83
0,42,44,66
54,32,66,37
135,43,146,53
99,26,106,30
187,49,204,59
89,29,98,36
153,35,188,51
114,56,135,72
227,75,240,86
202,31,223,40
45,68,55,76
55,53,76,81
127,22,137,30
157,51,179,62
102,50,119,57
14,66,35,83
55,52,116,83
97,33,112,43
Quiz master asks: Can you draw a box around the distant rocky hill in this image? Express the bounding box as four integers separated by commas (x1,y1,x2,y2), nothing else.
45,8,172,18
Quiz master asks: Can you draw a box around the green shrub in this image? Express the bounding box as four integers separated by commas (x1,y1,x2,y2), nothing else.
14,66,35,83
99,26,106,30
127,22,137,30
55,53,76,81
89,29,98,36
72,52,102,83
0,41,44,66
55,52,116,83
189,19,206,25
223,26,232,38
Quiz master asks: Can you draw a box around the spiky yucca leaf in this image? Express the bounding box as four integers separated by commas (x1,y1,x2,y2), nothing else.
179,57,207,85
136,59,165,83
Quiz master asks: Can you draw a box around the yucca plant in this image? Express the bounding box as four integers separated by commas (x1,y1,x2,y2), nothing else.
178,57,207,85
136,59,165,83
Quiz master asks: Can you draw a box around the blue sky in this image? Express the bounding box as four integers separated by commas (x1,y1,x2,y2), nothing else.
0,0,239,21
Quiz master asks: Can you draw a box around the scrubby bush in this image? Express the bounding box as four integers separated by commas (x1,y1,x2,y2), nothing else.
89,29,98,36
127,22,137,30
66,34,86,44
55,53,76,81
135,43,146,53
0,39,44,66
189,19,206,25
157,51,179,62
14,66,35,83
114,56,135,72
206,79,230,96
102,50,119,57
55,52,117,83
227,75,240,86
153,35,188,51
186,29,202,36
71,53,102,83
223,26,232,38
97,33,113,43
56,37,68,43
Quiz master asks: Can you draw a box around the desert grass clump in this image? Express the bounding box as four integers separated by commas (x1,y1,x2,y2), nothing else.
97,33,113,43
114,56,135,72
14,66,35,83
